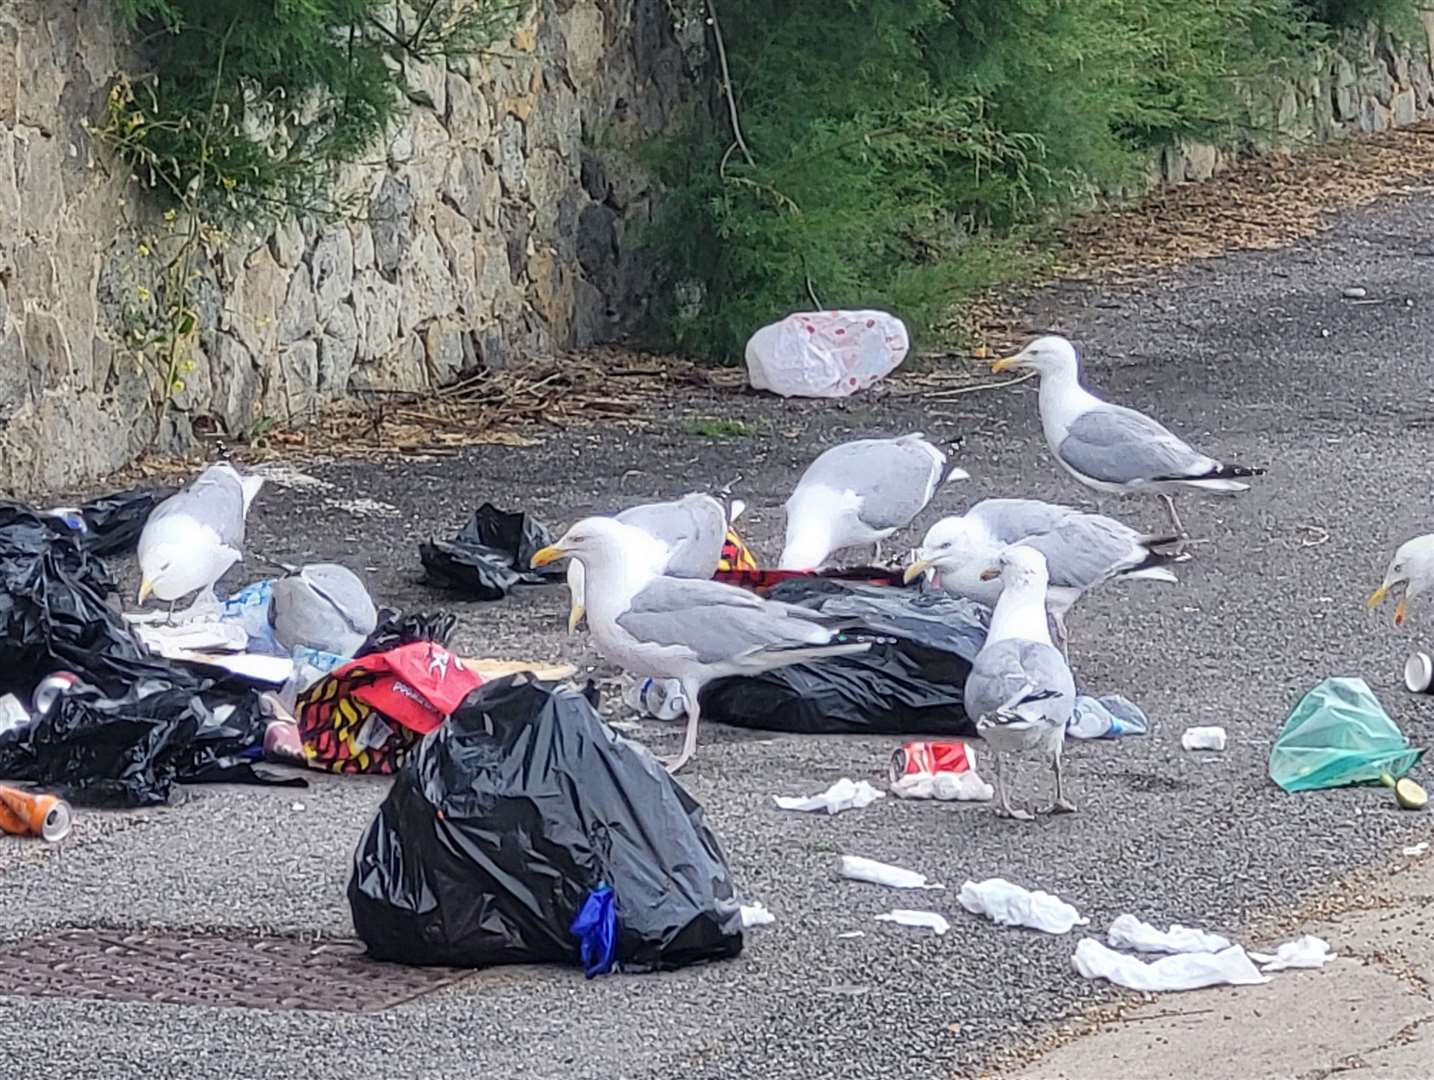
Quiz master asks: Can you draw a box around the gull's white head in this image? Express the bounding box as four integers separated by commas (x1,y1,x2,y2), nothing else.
978,544,1051,591
1369,533,1434,626
138,541,211,604
991,335,1079,379
903,516,983,584
532,517,669,618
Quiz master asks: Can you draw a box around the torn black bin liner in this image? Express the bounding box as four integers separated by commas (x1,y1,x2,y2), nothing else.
354,608,458,657
419,503,563,601
700,578,987,737
0,501,304,806
44,488,165,557
349,676,744,972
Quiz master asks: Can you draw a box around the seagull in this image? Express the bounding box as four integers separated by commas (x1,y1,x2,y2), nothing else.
779,433,968,570
532,517,871,773
270,563,380,657
565,492,729,633
962,546,1077,820
1368,534,1434,625
137,463,263,616
992,336,1263,540
903,498,1186,656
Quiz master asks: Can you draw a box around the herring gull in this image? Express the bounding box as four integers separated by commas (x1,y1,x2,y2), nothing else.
962,546,1077,820
532,517,871,773
565,492,729,633
779,433,968,570
138,463,263,613
1368,534,1434,625
903,498,1185,655
993,336,1263,539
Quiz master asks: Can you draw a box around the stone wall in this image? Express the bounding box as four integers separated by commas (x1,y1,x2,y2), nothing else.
0,0,707,494
1156,20,1434,184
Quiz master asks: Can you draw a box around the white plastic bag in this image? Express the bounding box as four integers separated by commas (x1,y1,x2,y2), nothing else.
746,310,910,398
839,855,942,890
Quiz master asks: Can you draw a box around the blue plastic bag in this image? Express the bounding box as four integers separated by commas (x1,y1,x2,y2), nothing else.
570,884,618,978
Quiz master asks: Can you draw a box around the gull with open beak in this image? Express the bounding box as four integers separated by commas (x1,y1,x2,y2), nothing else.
962,546,1077,820
1369,534,1434,626
564,492,731,635
992,335,1263,543
533,516,871,773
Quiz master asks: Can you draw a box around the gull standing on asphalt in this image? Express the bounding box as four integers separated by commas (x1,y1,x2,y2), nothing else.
532,517,871,773
993,336,1263,541
962,546,1077,820
778,433,968,570
903,498,1185,656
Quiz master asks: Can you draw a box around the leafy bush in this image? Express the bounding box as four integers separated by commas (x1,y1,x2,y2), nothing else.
647,0,1331,360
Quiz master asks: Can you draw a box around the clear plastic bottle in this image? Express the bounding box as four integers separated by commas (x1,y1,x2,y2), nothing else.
621,676,688,721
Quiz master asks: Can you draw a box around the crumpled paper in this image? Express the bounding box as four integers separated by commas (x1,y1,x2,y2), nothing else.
875,910,950,935
1074,938,1269,991
958,878,1088,935
840,855,942,890
1107,914,1232,955
774,778,884,815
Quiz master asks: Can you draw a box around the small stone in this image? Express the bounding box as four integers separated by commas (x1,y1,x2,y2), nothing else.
1342,286,1367,299
1320,328,1331,338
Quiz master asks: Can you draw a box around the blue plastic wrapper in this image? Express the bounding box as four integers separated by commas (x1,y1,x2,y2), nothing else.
571,884,618,977
1068,694,1151,740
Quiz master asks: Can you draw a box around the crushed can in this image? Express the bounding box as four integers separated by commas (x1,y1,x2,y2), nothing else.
0,786,73,842
889,740,974,784
32,671,80,718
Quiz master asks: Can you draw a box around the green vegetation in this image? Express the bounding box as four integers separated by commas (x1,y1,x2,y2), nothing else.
683,417,754,439
648,0,1424,360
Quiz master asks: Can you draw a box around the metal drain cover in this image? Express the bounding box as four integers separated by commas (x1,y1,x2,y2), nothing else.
0,929,472,1013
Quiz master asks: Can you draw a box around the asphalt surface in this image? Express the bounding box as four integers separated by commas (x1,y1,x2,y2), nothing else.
4,191,1434,1080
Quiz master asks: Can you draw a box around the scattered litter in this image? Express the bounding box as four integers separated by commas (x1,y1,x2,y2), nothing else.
741,902,775,928
958,878,1088,935
891,770,993,802
0,695,32,737
356,610,458,656
1249,935,1336,972
1341,286,1368,299
840,855,943,891
250,463,334,492
875,910,950,935
1107,914,1232,955
746,310,909,399
0,786,72,841
39,489,161,557
290,802,306,813
1269,678,1423,793
1403,841,1429,856
1074,938,1269,991
349,677,742,972
1068,695,1151,739
836,931,866,939
324,497,400,519
1404,651,1433,694
774,778,885,815
623,676,687,722
419,503,563,601
1382,770,1428,811
1182,726,1228,752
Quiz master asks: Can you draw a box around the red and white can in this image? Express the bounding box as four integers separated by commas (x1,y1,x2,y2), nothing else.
889,740,974,784
32,672,80,718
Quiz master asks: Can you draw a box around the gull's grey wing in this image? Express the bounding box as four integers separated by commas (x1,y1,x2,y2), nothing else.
964,639,1075,727
967,499,1079,545
618,494,726,579
1057,405,1216,486
793,435,944,531
1021,513,1149,592
146,465,249,549
617,576,837,665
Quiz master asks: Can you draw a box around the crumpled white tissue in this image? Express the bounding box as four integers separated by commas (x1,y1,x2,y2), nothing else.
890,770,993,802
1181,726,1228,751
875,910,950,935
1107,913,1232,955
1249,935,1336,972
740,902,775,928
840,855,942,890
958,878,1088,934
1403,841,1429,857
774,778,885,815
1074,937,1269,991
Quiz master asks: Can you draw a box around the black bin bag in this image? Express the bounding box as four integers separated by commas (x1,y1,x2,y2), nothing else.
348,676,744,973
700,579,987,736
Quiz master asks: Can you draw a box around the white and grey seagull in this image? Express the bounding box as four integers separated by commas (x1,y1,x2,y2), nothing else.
137,462,263,617
532,516,871,773
564,491,730,633
903,498,1186,656
993,336,1263,540
779,433,968,570
962,545,1077,820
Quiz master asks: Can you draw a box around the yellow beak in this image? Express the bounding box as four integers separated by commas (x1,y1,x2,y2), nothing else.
903,558,933,585
1367,585,1389,609
992,354,1021,373
1395,596,1408,626
979,567,1002,582
137,579,154,605
529,544,565,569
567,603,586,634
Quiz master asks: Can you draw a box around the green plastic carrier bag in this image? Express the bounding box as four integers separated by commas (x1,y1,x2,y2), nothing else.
1269,677,1424,793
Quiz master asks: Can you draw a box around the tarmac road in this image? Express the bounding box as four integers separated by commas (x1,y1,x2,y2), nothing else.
2,191,1434,1080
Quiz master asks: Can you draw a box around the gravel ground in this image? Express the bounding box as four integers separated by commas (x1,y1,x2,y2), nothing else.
4,192,1434,1080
